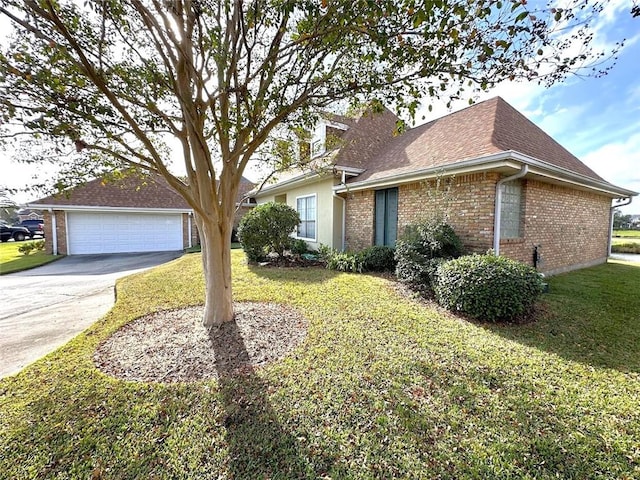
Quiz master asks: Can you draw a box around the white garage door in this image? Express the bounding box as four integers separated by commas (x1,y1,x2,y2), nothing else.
67,212,183,254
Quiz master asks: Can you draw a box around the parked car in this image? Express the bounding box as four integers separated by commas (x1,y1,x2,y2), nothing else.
19,219,45,238
0,220,30,242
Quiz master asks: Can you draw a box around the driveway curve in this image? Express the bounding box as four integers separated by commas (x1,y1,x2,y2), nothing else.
0,251,182,378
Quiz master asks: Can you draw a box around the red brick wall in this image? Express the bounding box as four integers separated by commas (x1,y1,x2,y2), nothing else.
344,174,612,275
345,173,497,252
500,180,610,274
182,213,190,248
42,210,67,255
398,173,498,252
344,189,375,250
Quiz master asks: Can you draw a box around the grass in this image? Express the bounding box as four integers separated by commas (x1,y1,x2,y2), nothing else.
185,242,242,254
0,240,61,275
1,253,639,478
612,237,640,245
613,229,640,238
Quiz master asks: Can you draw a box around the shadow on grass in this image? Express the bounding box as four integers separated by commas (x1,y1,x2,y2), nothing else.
481,262,640,374
211,321,335,478
384,358,636,477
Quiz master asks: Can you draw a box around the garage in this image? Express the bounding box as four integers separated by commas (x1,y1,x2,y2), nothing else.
27,174,196,256
66,211,183,255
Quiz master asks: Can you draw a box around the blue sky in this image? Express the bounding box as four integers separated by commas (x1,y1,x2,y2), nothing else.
418,0,640,214
2,1,639,213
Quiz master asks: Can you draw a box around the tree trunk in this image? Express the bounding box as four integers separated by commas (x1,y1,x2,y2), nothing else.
199,217,234,329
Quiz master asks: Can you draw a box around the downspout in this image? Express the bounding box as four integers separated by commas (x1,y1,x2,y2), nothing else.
493,165,528,256
48,208,58,255
187,212,192,249
609,197,633,256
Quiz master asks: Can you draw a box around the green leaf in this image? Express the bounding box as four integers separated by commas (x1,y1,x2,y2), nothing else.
515,11,528,22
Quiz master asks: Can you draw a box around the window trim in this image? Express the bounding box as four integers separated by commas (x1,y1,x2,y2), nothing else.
295,193,317,242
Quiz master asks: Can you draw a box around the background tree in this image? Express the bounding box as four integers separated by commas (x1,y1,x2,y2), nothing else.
613,210,632,230
0,0,621,327
0,188,18,223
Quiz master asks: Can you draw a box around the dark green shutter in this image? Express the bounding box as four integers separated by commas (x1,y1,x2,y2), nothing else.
374,188,398,247
386,188,398,246
375,190,386,245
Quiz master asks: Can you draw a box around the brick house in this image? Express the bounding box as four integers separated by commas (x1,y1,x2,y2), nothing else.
254,97,637,275
28,173,254,255
16,209,44,222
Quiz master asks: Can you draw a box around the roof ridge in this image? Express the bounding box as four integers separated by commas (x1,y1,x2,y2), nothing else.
490,97,604,181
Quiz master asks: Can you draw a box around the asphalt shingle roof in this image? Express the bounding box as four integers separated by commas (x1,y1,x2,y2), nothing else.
31,173,255,209
344,97,604,184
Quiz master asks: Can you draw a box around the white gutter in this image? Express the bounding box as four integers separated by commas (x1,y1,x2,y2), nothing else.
254,171,324,197
27,204,191,214
333,150,637,198
609,197,633,256
254,165,365,198
48,208,58,255
334,156,516,193
493,165,528,256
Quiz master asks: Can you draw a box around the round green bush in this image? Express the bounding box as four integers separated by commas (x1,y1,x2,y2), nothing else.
434,254,545,322
359,245,396,272
237,202,300,262
290,238,309,255
394,218,463,295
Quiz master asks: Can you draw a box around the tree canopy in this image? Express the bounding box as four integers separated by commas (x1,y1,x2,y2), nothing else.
0,0,622,326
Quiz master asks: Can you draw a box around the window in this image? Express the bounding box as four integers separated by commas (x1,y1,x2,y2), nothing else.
296,194,316,240
375,188,398,247
500,180,523,239
311,139,323,157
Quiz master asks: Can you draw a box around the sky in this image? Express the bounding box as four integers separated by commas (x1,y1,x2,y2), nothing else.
1,1,639,214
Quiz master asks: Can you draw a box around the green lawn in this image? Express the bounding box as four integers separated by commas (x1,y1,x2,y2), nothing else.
612,237,640,245
0,240,60,275
1,252,639,478
613,229,640,238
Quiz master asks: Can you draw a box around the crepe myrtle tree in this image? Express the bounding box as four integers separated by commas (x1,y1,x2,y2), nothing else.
0,0,621,328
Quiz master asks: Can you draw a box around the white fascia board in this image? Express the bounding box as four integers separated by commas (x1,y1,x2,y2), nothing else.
253,171,328,197
333,150,638,198
26,204,192,214
254,164,364,198
333,155,519,193
324,119,349,130
506,151,638,198
334,165,365,175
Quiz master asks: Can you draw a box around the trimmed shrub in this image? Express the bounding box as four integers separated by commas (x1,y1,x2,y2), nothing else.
18,242,36,255
612,242,640,254
237,202,300,262
359,245,396,272
18,240,45,256
290,238,309,255
325,251,364,273
395,218,463,295
321,245,395,273
434,254,545,322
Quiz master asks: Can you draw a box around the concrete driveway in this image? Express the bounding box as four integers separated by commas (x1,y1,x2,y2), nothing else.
0,251,182,378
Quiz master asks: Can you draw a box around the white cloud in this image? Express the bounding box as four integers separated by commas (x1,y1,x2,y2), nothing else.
582,132,640,213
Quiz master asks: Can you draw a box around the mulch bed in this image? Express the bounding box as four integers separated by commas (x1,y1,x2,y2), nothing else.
94,302,308,383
